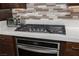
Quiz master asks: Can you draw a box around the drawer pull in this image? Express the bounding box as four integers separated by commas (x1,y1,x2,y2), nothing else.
72,47,79,50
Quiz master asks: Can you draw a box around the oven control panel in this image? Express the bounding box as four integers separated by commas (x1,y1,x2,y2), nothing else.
15,24,66,34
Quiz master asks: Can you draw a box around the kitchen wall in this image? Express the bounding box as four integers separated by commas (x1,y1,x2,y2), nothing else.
12,3,79,21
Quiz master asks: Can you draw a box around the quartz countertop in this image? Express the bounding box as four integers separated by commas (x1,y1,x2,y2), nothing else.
0,20,79,43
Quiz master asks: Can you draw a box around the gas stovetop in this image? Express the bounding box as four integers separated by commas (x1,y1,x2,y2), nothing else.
15,24,66,34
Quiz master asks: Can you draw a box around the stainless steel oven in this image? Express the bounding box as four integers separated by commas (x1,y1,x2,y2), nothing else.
16,37,60,56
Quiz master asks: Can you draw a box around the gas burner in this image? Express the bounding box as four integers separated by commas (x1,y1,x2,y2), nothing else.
15,24,66,34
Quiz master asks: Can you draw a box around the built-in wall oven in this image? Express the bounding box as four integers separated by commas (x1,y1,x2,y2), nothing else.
16,37,60,56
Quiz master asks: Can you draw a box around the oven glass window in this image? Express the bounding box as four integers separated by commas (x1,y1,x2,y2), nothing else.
17,39,58,48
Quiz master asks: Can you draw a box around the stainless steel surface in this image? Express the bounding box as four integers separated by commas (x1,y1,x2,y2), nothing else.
15,24,65,34
16,37,60,56
17,44,58,54
7,18,17,27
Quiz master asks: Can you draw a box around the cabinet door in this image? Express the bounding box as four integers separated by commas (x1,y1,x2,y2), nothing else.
0,35,16,56
60,42,79,56
8,3,26,8
0,9,12,21
0,4,9,9
63,49,79,56
0,35,8,55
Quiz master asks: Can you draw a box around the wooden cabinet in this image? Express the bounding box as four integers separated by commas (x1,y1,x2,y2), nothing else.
0,3,26,9
60,42,79,56
67,3,79,6
0,35,16,56
0,9,12,21
0,3,26,21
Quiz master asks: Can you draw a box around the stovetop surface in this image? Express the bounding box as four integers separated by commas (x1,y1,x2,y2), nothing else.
15,24,66,34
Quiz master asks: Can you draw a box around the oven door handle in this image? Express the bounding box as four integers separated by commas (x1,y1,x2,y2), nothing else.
17,45,58,54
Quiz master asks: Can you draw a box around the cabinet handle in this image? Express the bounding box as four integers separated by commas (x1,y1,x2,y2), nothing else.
72,47,79,50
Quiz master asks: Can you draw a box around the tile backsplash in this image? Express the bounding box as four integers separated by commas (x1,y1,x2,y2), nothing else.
12,3,79,20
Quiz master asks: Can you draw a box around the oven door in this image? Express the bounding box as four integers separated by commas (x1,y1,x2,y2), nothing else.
17,44,59,56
